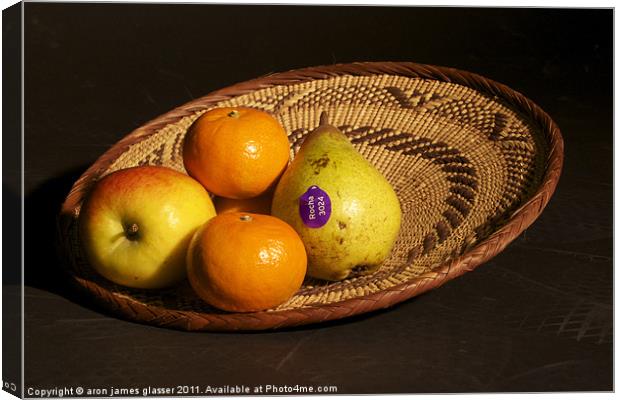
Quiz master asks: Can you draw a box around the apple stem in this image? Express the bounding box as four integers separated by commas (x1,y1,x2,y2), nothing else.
126,223,139,239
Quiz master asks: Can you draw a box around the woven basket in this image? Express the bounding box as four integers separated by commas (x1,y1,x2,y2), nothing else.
58,62,563,331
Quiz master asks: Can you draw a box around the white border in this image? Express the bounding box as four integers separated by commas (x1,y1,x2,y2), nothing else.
1,1,615,400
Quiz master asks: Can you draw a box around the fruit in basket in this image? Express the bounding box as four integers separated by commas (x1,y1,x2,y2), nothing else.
214,191,273,215
187,212,307,312
271,113,402,281
183,107,290,199
79,166,216,289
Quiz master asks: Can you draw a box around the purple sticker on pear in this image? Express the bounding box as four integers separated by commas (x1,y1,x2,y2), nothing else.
299,185,332,228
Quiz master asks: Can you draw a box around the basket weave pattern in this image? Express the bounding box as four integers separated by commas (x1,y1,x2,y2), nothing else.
59,62,563,331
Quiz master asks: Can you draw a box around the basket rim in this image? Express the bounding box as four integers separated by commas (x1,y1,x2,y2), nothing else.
58,61,564,331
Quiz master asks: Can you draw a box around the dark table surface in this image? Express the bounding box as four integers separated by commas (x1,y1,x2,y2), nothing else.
16,4,613,394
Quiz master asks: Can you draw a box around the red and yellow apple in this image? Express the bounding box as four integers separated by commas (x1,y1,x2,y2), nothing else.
79,166,216,289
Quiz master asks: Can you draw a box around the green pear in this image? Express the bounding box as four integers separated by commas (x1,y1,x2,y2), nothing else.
271,113,402,281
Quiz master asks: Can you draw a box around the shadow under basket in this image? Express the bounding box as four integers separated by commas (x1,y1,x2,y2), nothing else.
58,62,564,331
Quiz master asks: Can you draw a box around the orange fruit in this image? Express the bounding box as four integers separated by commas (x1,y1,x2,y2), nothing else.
214,191,273,215
187,212,307,312
182,107,290,199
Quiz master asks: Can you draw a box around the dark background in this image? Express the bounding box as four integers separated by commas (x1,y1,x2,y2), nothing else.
20,3,612,394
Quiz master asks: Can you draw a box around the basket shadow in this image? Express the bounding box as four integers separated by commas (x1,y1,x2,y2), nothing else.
24,164,106,312
238,296,424,334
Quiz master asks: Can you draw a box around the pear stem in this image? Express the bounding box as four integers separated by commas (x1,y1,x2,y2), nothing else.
319,111,329,126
